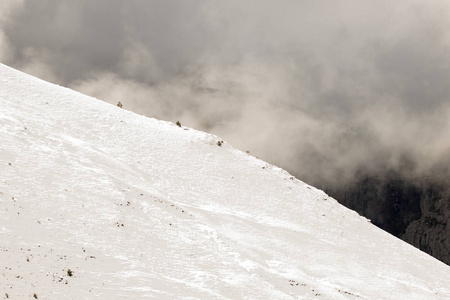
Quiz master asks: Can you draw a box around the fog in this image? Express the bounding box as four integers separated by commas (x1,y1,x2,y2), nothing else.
3,0,450,187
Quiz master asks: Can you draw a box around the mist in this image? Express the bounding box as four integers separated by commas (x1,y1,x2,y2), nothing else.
3,0,450,188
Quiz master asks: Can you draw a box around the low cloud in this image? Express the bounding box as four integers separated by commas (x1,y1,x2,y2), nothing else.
0,0,24,62
4,0,450,187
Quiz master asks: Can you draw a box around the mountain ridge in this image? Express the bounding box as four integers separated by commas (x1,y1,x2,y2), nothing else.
1,63,450,299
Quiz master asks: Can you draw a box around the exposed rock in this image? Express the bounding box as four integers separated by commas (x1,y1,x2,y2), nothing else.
403,197,450,265
323,170,450,265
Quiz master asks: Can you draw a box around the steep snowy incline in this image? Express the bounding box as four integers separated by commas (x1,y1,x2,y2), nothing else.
1,63,450,299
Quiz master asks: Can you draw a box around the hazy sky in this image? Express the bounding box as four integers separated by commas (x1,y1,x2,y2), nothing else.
2,0,450,186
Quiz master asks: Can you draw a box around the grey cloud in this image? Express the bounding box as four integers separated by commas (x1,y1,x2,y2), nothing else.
0,0,24,62
3,0,450,187
4,0,211,83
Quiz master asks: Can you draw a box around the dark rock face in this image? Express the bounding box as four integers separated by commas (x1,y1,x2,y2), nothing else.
402,190,450,264
322,171,450,265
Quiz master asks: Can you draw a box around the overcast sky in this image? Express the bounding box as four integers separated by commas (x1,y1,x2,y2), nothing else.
2,0,450,186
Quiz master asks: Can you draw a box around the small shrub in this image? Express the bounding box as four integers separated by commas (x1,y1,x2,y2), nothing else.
117,101,123,108
217,141,223,147
67,269,73,277
33,293,38,299
176,121,181,127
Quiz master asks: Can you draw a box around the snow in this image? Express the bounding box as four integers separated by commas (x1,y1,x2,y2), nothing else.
1,62,449,299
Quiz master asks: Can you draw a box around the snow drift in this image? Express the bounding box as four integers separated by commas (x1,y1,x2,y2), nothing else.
1,63,449,299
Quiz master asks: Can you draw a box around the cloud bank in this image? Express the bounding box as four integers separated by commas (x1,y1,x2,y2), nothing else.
3,0,450,187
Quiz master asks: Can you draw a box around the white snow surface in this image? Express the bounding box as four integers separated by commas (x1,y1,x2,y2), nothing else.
1,63,449,299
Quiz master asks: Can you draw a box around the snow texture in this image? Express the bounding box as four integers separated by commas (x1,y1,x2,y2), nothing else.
1,63,450,299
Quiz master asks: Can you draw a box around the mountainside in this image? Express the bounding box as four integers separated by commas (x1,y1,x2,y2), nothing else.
1,63,450,299
325,171,450,266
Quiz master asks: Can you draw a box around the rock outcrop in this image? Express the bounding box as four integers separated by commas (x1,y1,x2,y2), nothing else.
403,191,450,264
323,171,450,265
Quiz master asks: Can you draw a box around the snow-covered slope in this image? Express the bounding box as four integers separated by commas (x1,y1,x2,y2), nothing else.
1,63,449,300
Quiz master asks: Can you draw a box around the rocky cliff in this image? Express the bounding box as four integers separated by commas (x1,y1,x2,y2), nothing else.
323,171,450,265
402,186,450,264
